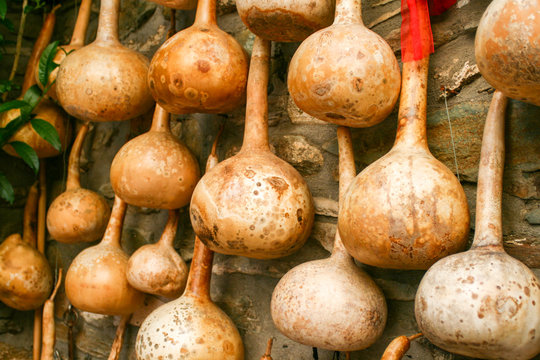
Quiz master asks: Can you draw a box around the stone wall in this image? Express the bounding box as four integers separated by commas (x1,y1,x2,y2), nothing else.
0,0,539,359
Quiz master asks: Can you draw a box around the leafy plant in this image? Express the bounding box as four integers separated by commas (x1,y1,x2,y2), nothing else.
0,41,62,204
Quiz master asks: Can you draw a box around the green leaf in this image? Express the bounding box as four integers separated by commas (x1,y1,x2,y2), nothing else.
0,0,6,20
9,141,39,174
22,85,42,109
0,99,27,113
31,118,61,151
0,171,14,204
38,41,59,87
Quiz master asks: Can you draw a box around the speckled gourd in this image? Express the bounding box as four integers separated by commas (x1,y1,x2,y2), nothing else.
475,0,540,106
271,127,387,351
189,37,314,259
1,6,70,159
147,0,248,114
287,0,400,127
46,123,111,243
338,56,470,270
127,209,188,298
65,196,145,315
35,0,92,101
414,91,540,360
56,0,154,122
109,105,200,209
236,0,335,42
135,133,244,360
0,184,52,311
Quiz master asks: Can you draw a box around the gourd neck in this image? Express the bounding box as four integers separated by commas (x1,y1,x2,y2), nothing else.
332,126,356,259
394,57,429,151
66,122,89,191
158,210,179,248
150,105,171,133
184,237,214,300
240,37,271,153
100,196,126,248
471,91,507,250
334,0,363,25
194,0,217,27
22,183,39,246
95,0,120,43
69,0,92,47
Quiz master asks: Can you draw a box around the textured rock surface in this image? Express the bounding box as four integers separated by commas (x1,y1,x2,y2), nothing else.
0,0,538,359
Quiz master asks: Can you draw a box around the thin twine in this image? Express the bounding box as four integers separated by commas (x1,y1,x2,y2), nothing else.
442,86,461,182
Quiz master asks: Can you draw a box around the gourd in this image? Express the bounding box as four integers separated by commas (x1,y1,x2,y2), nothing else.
190,37,314,259
414,91,540,359
56,0,154,122
287,0,400,127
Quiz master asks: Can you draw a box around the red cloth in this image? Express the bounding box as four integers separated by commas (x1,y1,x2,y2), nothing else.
400,0,456,62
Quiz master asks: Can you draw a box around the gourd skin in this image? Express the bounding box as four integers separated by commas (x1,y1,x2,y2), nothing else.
56,42,154,122
271,254,386,350
288,24,401,127
338,148,470,269
135,295,244,360
148,25,248,114
39,44,79,101
127,243,188,298
190,153,314,259
148,0,196,10
110,131,200,209
475,0,540,106
0,234,53,311
65,242,145,315
46,188,111,243
0,99,70,158
415,250,540,360
235,0,335,42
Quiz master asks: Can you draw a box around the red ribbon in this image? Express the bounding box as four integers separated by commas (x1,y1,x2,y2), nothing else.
400,0,456,62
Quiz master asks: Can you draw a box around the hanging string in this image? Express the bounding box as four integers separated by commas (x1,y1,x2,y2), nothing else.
442,86,461,182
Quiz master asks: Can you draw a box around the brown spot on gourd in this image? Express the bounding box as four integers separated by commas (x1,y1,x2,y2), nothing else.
353,78,363,92
197,60,211,73
265,176,288,197
313,83,331,96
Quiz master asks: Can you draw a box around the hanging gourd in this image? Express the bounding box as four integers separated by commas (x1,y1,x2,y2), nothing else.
56,0,154,122
475,0,540,106
47,123,111,243
338,1,470,269
271,127,387,351
190,37,315,259
287,0,401,127
147,0,249,114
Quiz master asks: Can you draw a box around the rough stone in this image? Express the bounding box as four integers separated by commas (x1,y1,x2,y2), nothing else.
526,208,540,225
0,342,31,360
274,135,324,176
313,197,339,218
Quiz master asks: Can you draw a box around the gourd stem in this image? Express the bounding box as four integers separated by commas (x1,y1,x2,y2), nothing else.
101,196,127,247
185,129,222,299
22,6,58,93
22,183,39,246
333,126,356,259
96,0,120,43
471,90,507,249
66,123,89,191
150,105,171,133
194,0,216,26
69,0,92,46
240,37,271,153
184,237,214,299
394,57,429,150
334,0,363,25
159,210,179,248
